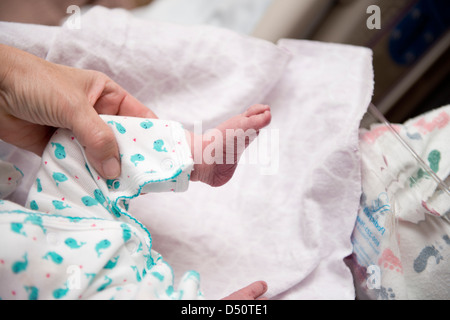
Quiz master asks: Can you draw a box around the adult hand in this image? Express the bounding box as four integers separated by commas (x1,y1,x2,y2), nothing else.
0,44,157,179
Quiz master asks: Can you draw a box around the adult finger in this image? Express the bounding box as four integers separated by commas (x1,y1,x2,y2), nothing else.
222,281,268,300
93,77,158,119
117,93,158,119
71,106,121,180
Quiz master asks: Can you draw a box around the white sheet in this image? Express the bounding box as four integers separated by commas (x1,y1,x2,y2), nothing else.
131,0,273,35
0,6,373,299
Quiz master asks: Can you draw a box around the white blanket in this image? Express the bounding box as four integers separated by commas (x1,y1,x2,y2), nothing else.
0,6,373,299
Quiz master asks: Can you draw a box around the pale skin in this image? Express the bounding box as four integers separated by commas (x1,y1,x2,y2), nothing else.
0,44,270,300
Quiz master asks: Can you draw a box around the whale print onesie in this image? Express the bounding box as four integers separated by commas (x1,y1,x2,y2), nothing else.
0,115,203,300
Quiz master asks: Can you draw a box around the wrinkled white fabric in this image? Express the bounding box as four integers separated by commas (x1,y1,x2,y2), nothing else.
0,6,374,299
131,0,273,35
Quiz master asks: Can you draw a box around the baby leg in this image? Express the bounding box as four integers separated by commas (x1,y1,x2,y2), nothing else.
188,104,271,187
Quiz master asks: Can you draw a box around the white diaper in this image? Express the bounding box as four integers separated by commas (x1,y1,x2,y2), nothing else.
349,106,450,300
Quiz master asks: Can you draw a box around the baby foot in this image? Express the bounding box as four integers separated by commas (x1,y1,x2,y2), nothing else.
188,104,271,187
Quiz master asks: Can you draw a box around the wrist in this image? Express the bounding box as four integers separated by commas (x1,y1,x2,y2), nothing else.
0,44,18,112
0,44,15,89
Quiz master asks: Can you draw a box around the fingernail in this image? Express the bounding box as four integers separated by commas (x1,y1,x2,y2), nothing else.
102,157,121,179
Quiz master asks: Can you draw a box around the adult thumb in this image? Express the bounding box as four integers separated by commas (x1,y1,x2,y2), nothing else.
71,108,121,180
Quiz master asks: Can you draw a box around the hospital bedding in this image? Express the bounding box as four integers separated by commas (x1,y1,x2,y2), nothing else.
0,5,372,299
131,0,273,35
1,3,447,299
